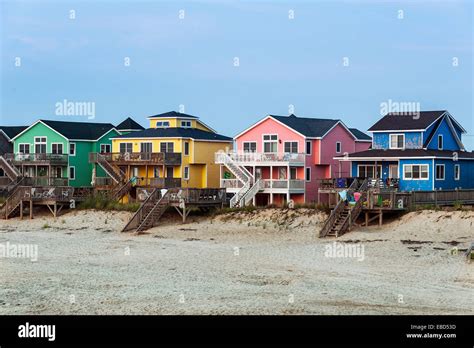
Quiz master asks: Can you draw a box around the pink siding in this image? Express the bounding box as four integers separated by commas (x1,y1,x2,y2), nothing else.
355,141,371,152
236,118,305,153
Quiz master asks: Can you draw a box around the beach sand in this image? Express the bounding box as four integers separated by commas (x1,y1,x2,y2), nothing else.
0,208,473,314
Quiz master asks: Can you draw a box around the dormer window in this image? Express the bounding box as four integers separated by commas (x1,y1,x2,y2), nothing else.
438,135,443,150
180,120,192,128
389,134,404,149
156,121,170,128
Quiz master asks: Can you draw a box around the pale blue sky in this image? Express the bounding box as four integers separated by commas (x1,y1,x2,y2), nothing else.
1,0,473,148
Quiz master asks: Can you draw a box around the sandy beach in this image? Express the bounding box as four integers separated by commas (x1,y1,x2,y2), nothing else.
0,208,473,315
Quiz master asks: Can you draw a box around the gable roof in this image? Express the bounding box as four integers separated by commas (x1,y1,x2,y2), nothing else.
335,148,474,160
368,111,446,131
36,120,116,141
349,128,372,141
270,114,340,138
148,111,199,119
116,117,144,131
112,127,232,142
0,126,28,140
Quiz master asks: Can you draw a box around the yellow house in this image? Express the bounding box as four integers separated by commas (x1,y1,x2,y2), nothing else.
109,111,233,193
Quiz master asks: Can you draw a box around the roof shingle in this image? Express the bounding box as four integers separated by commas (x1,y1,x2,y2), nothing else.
270,114,340,138
113,127,232,141
336,148,474,159
0,126,28,140
368,111,446,131
116,117,144,131
40,120,116,140
148,111,199,119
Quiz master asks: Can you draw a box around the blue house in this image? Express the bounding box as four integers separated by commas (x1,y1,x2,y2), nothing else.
335,111,474,191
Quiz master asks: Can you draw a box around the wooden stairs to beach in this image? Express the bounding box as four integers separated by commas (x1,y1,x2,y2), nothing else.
0,185,26,219
319,178,369,238
94,153,132,200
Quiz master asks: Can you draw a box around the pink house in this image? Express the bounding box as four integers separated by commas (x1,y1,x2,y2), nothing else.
215,114,371,207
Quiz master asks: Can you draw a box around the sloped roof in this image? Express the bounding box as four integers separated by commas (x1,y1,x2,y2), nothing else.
349,128,372,141
368,111,446,131
40,120,116,140
148,111,199,119
335,148,474,159
112,127,232,141
116,117,145,131
270,114,340,138
0,126,27,140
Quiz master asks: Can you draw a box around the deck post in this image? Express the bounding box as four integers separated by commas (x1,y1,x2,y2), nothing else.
54,202,57,218
365,211,368,226
20,201,23,220
379,210,383,226
182,203,186,223
29,200,33,219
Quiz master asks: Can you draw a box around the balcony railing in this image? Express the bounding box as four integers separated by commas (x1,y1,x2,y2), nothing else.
5,153,68,164
221,178,305,190
89,152,182,166
220,151,306,165
0,177,12,186
22,177,69,186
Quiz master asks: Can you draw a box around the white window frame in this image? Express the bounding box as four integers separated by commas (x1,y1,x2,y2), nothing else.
389,134,405,149
435,164,445,180
262,134,278,153
357,165,382,179
160,142,174,153
403,164,429,180
183,166,190,180
336,141,341,153
283,141,299,154
34,136,47,154
437,134,443,150
69,166,76,180
305,167,311,182
51,142,64,155
100,144,111,153
18,143,30,154
306,140,312,155
242,141,257,153
184,142,190,156
180,120,192,128
69,142,76,156
119,142,133,154
454,164,460,181
156,121,170,128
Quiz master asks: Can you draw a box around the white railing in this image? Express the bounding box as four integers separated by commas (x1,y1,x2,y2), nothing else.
221,179,244,189
262,179,305,189
240,179,265,206
217,151,306,164
215,152,253,183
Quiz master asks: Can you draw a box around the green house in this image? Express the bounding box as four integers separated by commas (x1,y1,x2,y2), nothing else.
10,120,121,187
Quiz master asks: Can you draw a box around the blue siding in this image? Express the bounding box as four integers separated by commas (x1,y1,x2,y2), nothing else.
372,133,388,149
433,159,474,190
372,132,422,149
351,161,397,180
426,117,460,151
405,132,422,149
399,159,433,191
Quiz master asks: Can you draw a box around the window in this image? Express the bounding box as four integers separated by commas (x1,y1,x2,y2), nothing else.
284,141,298,153
306,141,312,155
403,164,429,180
336,142,341,153
160,142,174,153
438,135,443,150
290,167,297,180
34,137,47,154
184,142,190,156
180,121,192,128
69,166,75,180
263,134,278,153
357,165,382,178
156,121,170,128
435,164,445,180
100,144,111,153
305,167,311,182
390,134,404,149
19,144,30,154
119,143,133,153
184,166,190,180
51,143,63,154
69,143,76,156
454,164,460,181
243,142,257,153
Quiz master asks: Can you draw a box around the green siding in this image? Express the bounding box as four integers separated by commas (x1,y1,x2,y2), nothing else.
14,122,68,154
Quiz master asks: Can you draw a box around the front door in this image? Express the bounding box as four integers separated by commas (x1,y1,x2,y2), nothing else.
389,165,399,179
166,167,174,178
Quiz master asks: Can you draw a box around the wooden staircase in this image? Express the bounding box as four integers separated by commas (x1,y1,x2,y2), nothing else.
319,178,369,238
93,153,133,200
0,155,21,181
0,185,27,219
122,188,177,233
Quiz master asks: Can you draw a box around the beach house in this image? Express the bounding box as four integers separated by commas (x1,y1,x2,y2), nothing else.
335,111,474,190
215,114,371,206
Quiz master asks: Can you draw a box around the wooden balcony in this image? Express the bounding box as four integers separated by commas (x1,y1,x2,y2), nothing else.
5,153,68,165
94,176,182,188
89,152,182,166
216,151,306,166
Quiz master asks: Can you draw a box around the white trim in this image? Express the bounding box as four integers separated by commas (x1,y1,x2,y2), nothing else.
305,140,312,155
357,164,382,178
234,115,307,140
180,120,192,128
110,136,232,143
242,141,257,153
305,167,311,182
11,120,65,142
262,133,278,153
51,142,64,154
34,136,47,153
183,141,190,156
283,140,299,154
435,164,445,180
437,134,443,150
454,164,460,181
93,127,121,142
0,129,11,141
444,111,467,133
118,142,133,153
69,166,76,180
320,120,357,141
100,143,112,153
402,164,429,181
69,142,76,156
336,156,474,161
335,141,341,153
389,133,405,149
17,143,30,154
369,129,427,133
183,165,190,180
444,115,465,150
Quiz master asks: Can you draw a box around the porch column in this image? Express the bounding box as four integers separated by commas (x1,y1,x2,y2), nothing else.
270,193,273,204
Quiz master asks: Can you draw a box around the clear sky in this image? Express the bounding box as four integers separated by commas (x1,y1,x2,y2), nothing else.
1,0,473,149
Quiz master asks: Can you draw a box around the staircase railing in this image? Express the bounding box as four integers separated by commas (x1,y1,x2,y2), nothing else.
215,152,253,183
349,178,369,226
93,153,125,184
240,179,264,207
0,186,27,219
111,179,133,200
121,188,162,232
136,188,178,232
0,155,21,180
